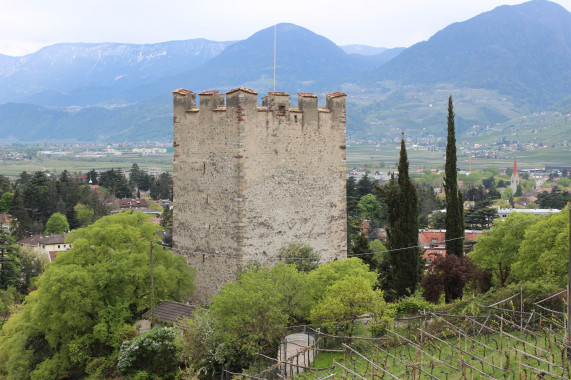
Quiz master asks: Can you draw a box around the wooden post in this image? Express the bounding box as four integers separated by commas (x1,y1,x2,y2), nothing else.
500,318,504,370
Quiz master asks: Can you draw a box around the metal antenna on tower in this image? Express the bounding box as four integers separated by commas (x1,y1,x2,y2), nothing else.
273,24,277,91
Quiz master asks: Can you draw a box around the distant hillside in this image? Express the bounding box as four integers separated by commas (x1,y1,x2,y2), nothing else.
347,47,406,69
0,101,171,142
0,39,233,106
366,0,571,108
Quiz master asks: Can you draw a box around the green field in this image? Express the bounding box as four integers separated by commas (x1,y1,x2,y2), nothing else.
346,143,569,172
0,155,173,180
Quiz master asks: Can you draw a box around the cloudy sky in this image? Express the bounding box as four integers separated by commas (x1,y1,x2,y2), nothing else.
1,0,570,56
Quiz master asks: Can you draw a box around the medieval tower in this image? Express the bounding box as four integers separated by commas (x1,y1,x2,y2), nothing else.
172,87,347,302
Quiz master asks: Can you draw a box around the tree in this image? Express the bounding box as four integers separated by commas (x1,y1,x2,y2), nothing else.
86,169,98,185
464,200,498,230
44,212,70,234
0,235,19,291
209,262,311,370
511,207,569,287
444,96,464,258
177,309,221,376
422,255,477,303
0,212,195,379
278,241,320,272
9,189,32,239
357,194,386,229
482,176,496,190
469,212,538,287
346,177,359,217
0,192,14,213
357,174,374,199
117,327,181,379
378,133,421,299
350,233,371,259
307,257,378,302
16,246,45,293
310,276,392,337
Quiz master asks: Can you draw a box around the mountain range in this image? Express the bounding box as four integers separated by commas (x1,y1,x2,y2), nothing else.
0,0,570,142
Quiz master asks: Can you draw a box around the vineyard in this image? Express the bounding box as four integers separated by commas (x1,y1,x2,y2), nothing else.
232,290,571,380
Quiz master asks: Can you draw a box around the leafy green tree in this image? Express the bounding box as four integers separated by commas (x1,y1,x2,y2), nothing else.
278,241,320,272
310,276,392,337
9,189,32,239
444,96,464,258
378,133,421,299
308,257,377,302
469,212,538,287
117,327,180,379
17,246,45,293
502,187,513,200
0,192,14,213
0,235,19,291
177,309,221,376
357,174,374,198
511,207,569,287
482,176,495,190
0,212,195,379
209,262,311,370
44,212,70,234
75,203,95,227
357,193,386,229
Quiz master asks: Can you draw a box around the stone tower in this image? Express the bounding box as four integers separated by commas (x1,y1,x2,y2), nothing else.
172,87,347,303
510,158,519,195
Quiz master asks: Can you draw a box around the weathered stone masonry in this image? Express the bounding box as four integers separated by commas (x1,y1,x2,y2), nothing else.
173,87,347,303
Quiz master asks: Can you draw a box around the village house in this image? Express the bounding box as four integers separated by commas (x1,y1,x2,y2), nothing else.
17,233,70,262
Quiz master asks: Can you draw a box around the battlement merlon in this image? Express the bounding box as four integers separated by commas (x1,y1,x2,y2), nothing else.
326,92,347,126
172,89,196,110
199,90,225,110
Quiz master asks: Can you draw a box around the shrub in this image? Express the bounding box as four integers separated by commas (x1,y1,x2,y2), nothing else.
117,327,181,379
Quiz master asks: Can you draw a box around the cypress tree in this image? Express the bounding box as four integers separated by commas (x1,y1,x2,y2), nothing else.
379,133,420,299
444,96,464,257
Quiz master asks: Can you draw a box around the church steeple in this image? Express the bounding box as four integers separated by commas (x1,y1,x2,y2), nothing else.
513,158,518,175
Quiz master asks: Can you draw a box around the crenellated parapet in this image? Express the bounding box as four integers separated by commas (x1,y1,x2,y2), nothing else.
172,88,346,129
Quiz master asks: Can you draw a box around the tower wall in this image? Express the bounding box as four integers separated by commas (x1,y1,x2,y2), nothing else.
173,88,347,303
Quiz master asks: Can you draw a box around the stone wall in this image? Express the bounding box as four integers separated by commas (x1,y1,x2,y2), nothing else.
173,87,347,303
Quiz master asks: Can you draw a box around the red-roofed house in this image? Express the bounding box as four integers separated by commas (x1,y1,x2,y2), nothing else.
419,229,482,264
118,198,149,209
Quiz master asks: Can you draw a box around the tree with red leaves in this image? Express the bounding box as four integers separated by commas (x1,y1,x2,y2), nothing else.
422,255,486,304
